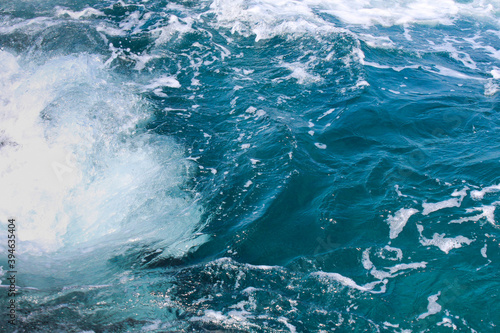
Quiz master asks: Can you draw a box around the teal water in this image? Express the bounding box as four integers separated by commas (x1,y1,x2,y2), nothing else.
0,0,499,332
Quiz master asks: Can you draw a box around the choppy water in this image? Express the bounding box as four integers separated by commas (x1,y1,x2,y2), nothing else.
0,0,499,332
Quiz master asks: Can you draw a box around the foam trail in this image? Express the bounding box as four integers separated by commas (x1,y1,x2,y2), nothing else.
380,245,403,261
450,206,496,226
312,271,388,294
210,0,500,32
417,225,473,254
362,248,427,280
318,0,496,27
471,184,500,200
56,7,104,19
422,188,468,215
386,208,419,239
418,292,442,320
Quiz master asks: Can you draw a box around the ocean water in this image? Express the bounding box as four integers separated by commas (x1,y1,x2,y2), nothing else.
0,0,499,331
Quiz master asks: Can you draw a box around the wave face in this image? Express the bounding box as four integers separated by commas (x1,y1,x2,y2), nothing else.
1,0,499,332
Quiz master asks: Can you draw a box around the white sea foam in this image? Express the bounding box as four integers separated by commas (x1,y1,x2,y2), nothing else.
491,67,500,79
317,108,335,121
189,308,262,331
362,248,374,270
422,198,461,215
0,16,59,36
481,243,487,258
284,63,321,84
212,257,284,272
312,271,387,294
484,79,499,96
425,65,483,80
394,185,407,198
56,7,105,19
209,0,341,41
364,61,420,72
206,0,500,89
363,248,426,280
417,225,473,254
437,317,458,329
386,262,427,275
470,184,500,200
359,34,395,48
450,205,496,225
0,51,207,259
152,15,194,45
386,208,419,239
383,322,399,328
379,245,403,261
141,320,162,332
278,317,297,333
422,188,467,215
190,310,228,323
318,0,497,27
418,292,442,320
144,75,181,89
429,40,478,69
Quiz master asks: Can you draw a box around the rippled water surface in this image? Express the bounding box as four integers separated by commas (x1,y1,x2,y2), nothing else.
0,0,499,332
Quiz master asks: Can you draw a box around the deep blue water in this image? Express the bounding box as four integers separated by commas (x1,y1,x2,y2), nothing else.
0,0,499,332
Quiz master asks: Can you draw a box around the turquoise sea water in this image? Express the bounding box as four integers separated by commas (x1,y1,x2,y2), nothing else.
0,0,499,332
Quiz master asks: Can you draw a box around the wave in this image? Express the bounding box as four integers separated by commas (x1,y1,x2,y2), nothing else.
0,50,208,283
